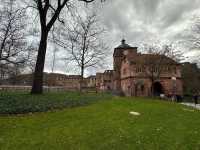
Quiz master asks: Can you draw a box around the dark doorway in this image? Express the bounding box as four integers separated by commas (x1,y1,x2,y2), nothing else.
153,82,163,96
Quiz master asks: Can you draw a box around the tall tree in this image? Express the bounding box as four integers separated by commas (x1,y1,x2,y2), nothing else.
55,12,107,90
29,0,105,94
0,0,28,66
0,0,32,83
182,16,200,65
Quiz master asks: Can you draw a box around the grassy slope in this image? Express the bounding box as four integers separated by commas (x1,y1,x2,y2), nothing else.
0,97,200,150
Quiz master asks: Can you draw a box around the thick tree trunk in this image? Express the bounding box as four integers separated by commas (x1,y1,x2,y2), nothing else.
80,65,84,92
151,79,155,97
31,30,48,94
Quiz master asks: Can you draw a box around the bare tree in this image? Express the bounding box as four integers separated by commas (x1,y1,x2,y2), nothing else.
51,45,58,73
141,43,182,96
55,12,108,90
0,0,33,83
0,0,28,66
25,44,38,73
181,16,200,65
190,17,200,65
26,0,105,94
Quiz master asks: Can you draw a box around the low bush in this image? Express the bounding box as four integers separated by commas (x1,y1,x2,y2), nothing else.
0,92,112,114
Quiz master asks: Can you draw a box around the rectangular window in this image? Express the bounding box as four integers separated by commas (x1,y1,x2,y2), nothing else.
174,67,177,74
136,67,142,73
123,68,126,75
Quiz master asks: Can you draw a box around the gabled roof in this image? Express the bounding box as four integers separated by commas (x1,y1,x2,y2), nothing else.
126,53,179,65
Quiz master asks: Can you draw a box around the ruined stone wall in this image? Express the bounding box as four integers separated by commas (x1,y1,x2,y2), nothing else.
96,71,114,92
121,78,151,97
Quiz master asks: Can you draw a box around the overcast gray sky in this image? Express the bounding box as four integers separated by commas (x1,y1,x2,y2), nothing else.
44,0,200,76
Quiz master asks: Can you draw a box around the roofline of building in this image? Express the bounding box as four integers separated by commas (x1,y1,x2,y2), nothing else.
120,76,182,80
114,46,138,50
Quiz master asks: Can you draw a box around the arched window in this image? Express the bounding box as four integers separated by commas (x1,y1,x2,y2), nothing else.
141,85,145,93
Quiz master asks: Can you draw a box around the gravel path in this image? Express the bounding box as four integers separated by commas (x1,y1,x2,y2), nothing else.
181,103,200,110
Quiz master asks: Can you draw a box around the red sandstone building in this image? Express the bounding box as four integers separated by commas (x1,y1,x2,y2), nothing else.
1,39,183,96
96,39,183,97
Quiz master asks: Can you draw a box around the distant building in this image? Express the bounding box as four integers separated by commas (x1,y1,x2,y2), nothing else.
3,73,96,90
97,39,183,96
96,70,114,91
2,40,184,97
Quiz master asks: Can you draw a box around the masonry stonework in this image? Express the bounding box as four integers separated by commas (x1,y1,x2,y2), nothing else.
3,39,183,96
96,39,183,97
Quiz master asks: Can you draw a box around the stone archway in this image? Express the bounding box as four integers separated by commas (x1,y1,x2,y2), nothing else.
152,82,163,96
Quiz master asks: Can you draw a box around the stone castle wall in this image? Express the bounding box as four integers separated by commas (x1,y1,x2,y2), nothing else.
97,40,183,97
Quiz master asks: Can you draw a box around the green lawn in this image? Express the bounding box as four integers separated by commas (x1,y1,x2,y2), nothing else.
0,93,200,150
0,92,112,114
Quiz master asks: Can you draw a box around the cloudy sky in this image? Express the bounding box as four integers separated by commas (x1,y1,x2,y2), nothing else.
45,0,200,76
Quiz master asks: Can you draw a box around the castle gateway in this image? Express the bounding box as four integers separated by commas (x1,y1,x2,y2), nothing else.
96,39,183,97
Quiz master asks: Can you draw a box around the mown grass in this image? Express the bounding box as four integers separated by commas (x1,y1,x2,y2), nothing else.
0,91,112,114
0,93,200,150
